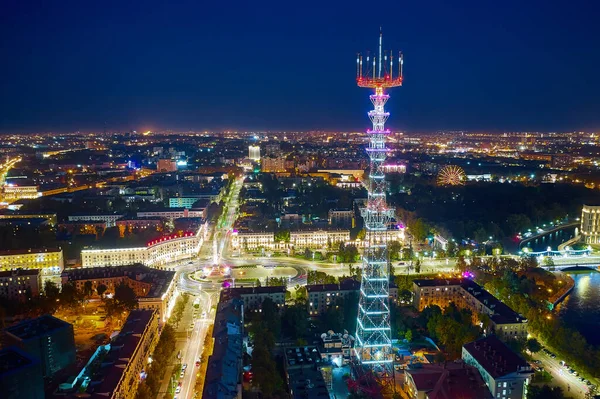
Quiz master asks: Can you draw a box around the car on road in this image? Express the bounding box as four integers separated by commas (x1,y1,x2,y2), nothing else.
180,370,185,378
175,386,181,394
182,363,187,371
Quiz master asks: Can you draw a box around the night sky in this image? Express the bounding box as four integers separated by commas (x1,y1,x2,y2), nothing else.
1,0,599,133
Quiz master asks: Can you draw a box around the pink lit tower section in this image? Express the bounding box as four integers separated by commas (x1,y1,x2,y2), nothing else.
354,29,403,387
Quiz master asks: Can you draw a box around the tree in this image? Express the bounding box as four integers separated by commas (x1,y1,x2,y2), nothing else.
526,338,542,353
97,284,108,298
414,258,421,274
408,218,429,242
405,329,413,342
398,289,413,304
83,281,93,298
295,285,308,304
44,280,60,300
60,283,81,308
388,240,402,261
282,304,309,340
274,229,290,243
526,385,565,399
114,282,138,311
456,255,467,273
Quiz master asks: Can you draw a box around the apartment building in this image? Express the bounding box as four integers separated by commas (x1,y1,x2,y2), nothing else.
413,279,528,339
462,336,533,399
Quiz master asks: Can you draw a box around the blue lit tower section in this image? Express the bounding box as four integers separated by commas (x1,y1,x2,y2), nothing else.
354,31,403,379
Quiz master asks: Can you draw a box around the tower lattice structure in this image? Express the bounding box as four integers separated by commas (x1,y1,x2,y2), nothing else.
354,30,403,393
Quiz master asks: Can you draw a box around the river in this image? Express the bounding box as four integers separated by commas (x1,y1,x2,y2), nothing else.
556,270,600,346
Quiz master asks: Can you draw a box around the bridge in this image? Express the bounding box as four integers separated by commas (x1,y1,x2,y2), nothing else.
519,221,579,249
538,255,600,271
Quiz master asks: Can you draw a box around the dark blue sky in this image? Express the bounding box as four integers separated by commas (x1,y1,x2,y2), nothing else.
1,0,599,133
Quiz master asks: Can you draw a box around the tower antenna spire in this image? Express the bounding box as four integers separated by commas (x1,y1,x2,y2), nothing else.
353,30,404,396
378,27,383,78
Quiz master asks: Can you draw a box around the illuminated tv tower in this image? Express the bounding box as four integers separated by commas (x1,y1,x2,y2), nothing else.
354,29,403,390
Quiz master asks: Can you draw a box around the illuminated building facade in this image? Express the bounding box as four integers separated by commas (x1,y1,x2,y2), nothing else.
81,231,204,269
354,31,403,387
0,248,64,280
248,145,261,161
581,204,600,244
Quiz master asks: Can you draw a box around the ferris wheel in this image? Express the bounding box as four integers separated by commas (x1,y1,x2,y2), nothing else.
437,165,467,186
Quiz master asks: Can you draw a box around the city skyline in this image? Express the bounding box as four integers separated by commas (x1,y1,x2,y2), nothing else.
2,0,600,134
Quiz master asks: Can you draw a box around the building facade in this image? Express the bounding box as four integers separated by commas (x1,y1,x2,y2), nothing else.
4,315,76,380
81,232,203,269
581,204,600,244
137,208,206,220
0,269,42,301
0,248,64,280
462,336,533,399
328,209,354,228
68,214,124,228
231,229,351,252
0,346,45,399
203,297,244,399
62,265,177,323
404,361,492,399
248,145,261,161
413,279,528,339
91,309,160,399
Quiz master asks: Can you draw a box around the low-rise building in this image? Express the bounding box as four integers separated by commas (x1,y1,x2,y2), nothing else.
462,336,533,399
116,217,164,237
307,279,360,316
0,346,45,399
203,297,244,399
0,248,63,281
62,265,177,323
68,213,124,228
137,208,206,220
318,331,354,366
404,361,492,399
413,278,528,339
0,269,42,301
90,309,160,399
307,279,397,316
222,286,286,312
3,315,76,380
284,346,330,399
328,209,354,228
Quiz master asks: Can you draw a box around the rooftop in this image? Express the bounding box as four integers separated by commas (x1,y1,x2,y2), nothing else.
91,310,156,398
63,265,175,299
284,346,329,399
0,248,62,256
413,278,526,324
406,361,492,399
223,285,286,297
463,335,532,379
307,279,361,293
0,269,40,278
5,314,72,341
0,346,38,377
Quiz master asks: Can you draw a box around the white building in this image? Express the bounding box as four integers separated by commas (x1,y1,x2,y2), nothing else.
81,232,203,269
231,230,350,251
581,204,600,244
248,145,261,161
137,208,205,221
68,214,124,228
